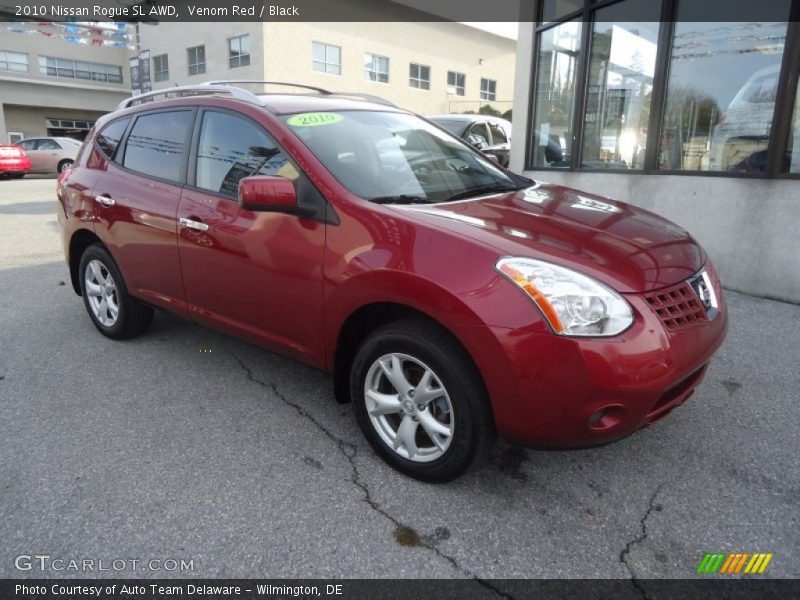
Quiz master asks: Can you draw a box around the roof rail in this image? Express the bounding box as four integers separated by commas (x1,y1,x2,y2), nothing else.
200,80,333,95
117,84,264,111
201,80,396,107
331,92,396,107
116,81,398,112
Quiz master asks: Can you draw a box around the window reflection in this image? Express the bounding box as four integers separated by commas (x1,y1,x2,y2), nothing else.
659,17,790,173
531,20,581,168
582,2,660,169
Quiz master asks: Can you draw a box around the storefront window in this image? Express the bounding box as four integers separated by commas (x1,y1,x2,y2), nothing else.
658,12,790,173
581,1,660,169
530,20,582,168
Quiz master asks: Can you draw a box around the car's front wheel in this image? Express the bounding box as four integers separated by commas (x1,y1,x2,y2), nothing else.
57,159,73,174
78,244,153,339
350,318,496,482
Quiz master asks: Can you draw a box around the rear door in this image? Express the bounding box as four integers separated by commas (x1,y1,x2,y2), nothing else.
18,139,45,172
34,138,63,173
177,108,326,364
93,108,195,311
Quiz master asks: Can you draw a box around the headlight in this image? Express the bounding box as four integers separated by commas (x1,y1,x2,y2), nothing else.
496,257,634,337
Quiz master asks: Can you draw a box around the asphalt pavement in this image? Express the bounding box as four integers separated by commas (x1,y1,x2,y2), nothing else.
0,177,797,585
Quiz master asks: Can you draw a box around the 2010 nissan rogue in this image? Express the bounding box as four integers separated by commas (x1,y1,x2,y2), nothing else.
57,82,728,481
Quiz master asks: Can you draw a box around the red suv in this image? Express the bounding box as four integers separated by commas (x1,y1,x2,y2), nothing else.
58,82,727,481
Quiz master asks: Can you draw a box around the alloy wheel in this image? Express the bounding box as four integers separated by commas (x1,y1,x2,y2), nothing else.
364,353,454,462
84,259,119,327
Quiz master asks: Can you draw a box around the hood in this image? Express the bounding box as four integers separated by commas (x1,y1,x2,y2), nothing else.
394,183,704,293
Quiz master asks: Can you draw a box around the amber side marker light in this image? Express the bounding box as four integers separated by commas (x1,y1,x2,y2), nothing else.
498,262,565,333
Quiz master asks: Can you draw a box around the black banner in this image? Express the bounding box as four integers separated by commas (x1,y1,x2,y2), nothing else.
3,579,800,600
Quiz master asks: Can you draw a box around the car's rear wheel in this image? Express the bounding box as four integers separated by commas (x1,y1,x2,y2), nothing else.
350,318,496,482
78,244,153,339
57,159,73,174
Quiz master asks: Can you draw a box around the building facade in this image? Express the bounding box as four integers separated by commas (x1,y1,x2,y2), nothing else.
0,26,130,143
137,21,516,116
510,0,800,302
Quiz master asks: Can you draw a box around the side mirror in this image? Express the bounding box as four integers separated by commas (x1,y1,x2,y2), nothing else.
239,176,311,216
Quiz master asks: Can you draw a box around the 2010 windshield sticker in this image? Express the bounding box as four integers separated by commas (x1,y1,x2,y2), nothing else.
287,113,343,127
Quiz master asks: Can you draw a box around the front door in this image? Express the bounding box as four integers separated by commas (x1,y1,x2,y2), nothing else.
176,109,326,365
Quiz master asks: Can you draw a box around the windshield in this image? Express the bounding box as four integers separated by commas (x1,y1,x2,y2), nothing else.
281,110,520,203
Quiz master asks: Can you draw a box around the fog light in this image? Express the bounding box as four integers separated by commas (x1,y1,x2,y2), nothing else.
588,405,625,431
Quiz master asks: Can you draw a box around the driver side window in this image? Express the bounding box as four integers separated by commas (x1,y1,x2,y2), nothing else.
195,111,298,198
467,123,490,148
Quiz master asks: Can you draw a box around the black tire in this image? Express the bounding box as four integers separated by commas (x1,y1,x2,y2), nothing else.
350,318,496,482
57,159,73,174
12,172,25,179
78,243,153,339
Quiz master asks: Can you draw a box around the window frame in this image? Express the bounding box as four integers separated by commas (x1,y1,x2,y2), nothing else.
228,34,251,69
152,54,169,82
312,41,342,75
0,50,28,73
38,55,122,83
480,78,497,101
526,0,800,179
447,71,466,96
186,45,206,76
364,53,390,83
409,63,431,90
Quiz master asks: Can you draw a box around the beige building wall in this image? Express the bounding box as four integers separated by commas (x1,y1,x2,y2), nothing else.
138,22,265,87
0,29,129,142
139,21,516,115
263,21,516,115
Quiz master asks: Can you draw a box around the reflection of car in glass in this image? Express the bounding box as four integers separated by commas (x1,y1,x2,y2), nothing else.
59,82,727,482
0,145,31,179
16,137,81,175
427,115,512,167
709,64,780,172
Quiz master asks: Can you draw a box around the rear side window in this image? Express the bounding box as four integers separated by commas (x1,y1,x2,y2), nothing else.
123,111,193,183
195,110,298,197
96,118,130,159
38,139,61,150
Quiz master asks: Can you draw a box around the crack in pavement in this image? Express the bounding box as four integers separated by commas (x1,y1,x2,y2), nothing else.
230,352,515,600
619,485,663,600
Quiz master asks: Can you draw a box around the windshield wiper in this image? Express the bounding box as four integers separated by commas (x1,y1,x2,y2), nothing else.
369,194,430,205
444,184,520,202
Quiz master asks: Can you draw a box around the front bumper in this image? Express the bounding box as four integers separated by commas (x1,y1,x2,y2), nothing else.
456,281,728,448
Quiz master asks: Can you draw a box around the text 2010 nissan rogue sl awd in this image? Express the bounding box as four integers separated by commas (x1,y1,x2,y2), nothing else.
57,82,727,482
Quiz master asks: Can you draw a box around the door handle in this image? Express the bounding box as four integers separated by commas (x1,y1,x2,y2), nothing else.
95,194,116,207
179,217,209,232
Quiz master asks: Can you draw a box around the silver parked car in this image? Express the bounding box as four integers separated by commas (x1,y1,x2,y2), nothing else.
15,137,81,175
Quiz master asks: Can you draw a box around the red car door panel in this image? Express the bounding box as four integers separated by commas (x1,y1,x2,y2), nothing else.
177,109,325,365
95,164,185,310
